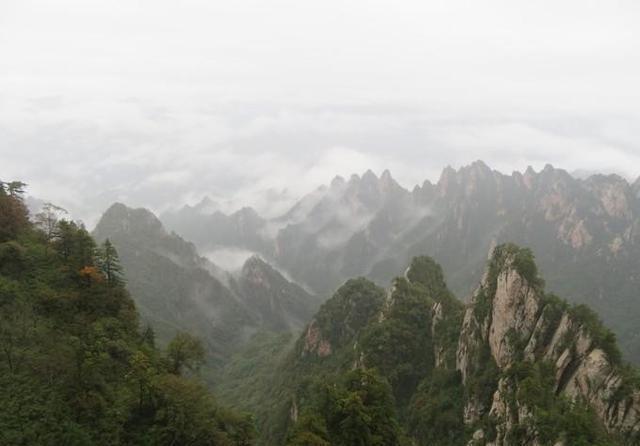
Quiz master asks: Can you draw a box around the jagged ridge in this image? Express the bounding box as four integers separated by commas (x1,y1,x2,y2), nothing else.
159,163,640,363
250,244,640,445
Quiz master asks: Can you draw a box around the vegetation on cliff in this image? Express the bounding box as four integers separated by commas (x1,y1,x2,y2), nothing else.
223,244,639,445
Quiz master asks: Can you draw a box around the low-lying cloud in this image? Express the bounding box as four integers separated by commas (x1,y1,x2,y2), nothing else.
204,248,258,272
3,104,640,228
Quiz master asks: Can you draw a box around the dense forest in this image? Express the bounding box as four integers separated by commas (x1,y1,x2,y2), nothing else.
0,182,255,445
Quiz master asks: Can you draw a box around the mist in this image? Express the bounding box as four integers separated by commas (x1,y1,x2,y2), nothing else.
1,0,639,225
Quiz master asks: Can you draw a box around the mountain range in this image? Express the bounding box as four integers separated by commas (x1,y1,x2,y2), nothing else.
160,161,640,362
8,160,639,444
89,162,640,443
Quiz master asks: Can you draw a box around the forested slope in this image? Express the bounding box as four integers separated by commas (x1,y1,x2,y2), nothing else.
0,182,255,445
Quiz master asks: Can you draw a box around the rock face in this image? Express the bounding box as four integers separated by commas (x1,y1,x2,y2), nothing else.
457,244,640,444
295,277,387,359
487,267,540,368
301,321,332,357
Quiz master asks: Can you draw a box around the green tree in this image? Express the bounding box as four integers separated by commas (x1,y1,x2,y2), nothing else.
360,277,435,404
148,374,255,446
166,332,205,376
408,369,464,446
324,369,402,446
0,180,29,243
54,220,97,276
287,412,330,446
97,239,124,286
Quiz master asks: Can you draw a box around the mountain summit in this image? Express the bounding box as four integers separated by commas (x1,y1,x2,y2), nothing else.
457,244,640,442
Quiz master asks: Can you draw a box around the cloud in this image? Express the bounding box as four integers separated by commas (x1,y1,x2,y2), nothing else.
3,102,640,227
1,1,639,226
203,248,257,272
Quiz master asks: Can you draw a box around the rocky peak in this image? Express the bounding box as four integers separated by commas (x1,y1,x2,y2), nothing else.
361,169,378,184
379,169,403,194
457,245,540,380
241,254,267,269
330,169,409,213
457,244,640,440
435,161,503,201
585,174,634,220
476,245,543,368
521,165,537,189
536,164,574,190
412,179,437,204
330,175,346,189
523,166,582,229
467,159,493,177
232,206,263,223
241,253,265,268
94,202,166,240
235,254,319,333
357,170,381,203
191,196,219,214
240,255,274,287
436,165,458,196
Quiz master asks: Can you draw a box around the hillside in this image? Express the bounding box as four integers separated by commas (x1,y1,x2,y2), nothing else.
0,183,255,445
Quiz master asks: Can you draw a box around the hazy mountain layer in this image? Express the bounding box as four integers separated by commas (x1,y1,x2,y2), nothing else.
161,162,640,362
93,203,321,366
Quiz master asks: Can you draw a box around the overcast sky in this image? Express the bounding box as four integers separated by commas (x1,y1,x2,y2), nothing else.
1,0,639,225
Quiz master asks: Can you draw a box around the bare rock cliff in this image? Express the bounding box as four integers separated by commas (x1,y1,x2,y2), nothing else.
457,244,640,444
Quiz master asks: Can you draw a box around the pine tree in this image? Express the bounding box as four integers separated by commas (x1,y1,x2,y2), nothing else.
6,181,26,197
97,239,124,286
0,179,29,242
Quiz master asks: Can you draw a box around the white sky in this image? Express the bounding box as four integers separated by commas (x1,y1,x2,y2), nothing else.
1,0,639,225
